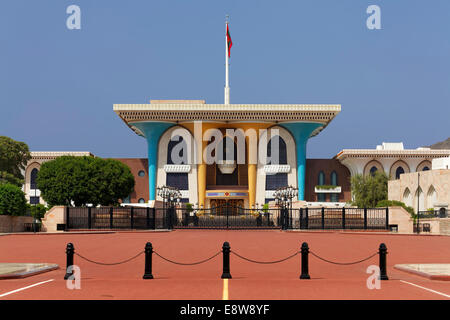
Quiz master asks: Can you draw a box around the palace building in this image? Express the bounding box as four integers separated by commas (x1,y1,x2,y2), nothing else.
113,100,341,208
21,21,450,211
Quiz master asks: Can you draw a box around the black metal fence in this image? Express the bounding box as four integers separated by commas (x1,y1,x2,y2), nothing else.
66,207,169,230
417,209,448,219
170,205,281,229
65,206,389,231
286,207,389,230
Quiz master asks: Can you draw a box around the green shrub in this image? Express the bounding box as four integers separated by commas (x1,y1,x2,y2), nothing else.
26,203,48,221
351,172,388,208
376,200,415,216
0,183,27,216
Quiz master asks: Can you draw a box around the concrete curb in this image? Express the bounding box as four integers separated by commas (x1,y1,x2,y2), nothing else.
394,264,450,281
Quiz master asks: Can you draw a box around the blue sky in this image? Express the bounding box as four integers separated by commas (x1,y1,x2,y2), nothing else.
1,0,449,158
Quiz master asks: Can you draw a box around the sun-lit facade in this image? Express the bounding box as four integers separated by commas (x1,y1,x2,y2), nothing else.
114,100,341,208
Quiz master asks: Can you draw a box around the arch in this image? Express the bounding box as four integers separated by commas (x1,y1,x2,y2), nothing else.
389,160,410,180
157,126,198,204
24,161,41,195
330,171,339,202
318,171,325,185
363,160,384,177
256,125,297,205
317,171,326,202
402,188,412,208
167,135,187,165
264,134,288,190
426,185,437,210
330,171,338,185
267,135,287,165
416,160,432,172
395,167,405,180
30,168,39,190
216,136,239,185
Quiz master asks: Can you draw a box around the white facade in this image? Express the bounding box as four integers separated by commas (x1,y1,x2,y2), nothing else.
336,142,450,179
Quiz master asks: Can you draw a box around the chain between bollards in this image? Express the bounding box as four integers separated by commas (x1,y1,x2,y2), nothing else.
221,242,232,279
143,242,154,279
378,243,389,280
64,243,75,280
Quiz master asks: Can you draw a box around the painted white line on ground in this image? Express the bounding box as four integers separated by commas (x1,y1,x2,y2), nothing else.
222,279,229,300
400,280,450,299
0,279,54,298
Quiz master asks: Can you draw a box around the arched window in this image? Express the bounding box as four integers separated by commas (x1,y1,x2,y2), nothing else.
403,188,412,207
265,135,288,190
138,198,145,204
317,171,326,202
370,166,378,176
30,168,38,190
167,135,187,165
330,171,338,185
138,170,145,177
330,171,339,202
267,135,287,165
395,167,405,179
167,135,189,190
318,171,325,185
422,166,430,171
427,186,437,210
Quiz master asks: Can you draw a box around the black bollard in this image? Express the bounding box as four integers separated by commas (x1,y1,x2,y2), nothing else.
299,242,310,279
221,242,232,279
378,243,389,280
64,243,75,280
143,242,154,279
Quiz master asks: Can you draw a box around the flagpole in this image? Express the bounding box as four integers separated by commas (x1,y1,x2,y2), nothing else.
225,16,230,105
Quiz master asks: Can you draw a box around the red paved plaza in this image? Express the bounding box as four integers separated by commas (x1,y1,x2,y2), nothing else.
0,230,449,300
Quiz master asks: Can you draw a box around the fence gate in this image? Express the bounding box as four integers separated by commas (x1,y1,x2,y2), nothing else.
169,204,281,230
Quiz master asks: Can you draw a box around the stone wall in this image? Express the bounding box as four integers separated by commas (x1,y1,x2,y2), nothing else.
388,206,414,234
440,218,450,236
0,215,34,233
388,169,450,212
41,206,66,232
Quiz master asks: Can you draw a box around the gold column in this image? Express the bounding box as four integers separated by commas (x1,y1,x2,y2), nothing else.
248,164,257,208
246,131,258,208
198,163,206,207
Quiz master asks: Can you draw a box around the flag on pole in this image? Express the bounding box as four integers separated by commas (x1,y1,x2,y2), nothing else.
227,24,232,57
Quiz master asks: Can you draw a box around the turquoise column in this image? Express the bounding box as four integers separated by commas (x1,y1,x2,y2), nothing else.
280,123,322,200
130,122,174,201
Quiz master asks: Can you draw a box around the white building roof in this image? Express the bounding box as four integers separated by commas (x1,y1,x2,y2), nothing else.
113,103,341,138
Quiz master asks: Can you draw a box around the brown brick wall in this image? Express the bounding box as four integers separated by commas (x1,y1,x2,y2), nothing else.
113,158,149,203
113,158,351,204
304,159,352,202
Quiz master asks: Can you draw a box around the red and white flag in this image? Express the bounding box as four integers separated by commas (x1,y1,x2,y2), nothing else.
227,24,232,57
